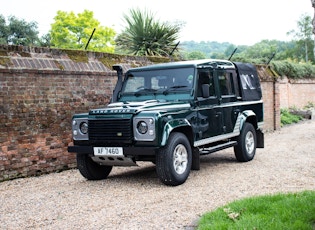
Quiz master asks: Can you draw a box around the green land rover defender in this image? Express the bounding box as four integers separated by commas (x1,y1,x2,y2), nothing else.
68,59,264,186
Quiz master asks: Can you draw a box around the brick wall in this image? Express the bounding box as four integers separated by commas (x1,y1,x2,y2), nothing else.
0,69,116,180
261,81,276,131
0,45,158,181
279,77,315,109
0,45,313,181
256,65,281,131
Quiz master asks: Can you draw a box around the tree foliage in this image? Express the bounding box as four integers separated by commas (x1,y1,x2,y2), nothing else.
115,8,182,57
287,13,314,62
0,14,39,46
271,60,315,79
181,40,304,63
50,10,116,52
181,41,232,59
184,51,206,60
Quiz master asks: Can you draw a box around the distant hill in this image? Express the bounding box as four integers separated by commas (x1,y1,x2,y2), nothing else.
177,39,312,64
179,41,237,58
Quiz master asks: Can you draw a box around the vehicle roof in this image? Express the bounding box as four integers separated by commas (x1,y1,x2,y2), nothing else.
127,59,236,72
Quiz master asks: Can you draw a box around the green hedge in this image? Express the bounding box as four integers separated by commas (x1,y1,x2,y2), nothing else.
271,60,315,79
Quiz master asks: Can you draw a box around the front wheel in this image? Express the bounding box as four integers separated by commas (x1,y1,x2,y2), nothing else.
156,132,192,186
76,154,112,180
234,122,257,162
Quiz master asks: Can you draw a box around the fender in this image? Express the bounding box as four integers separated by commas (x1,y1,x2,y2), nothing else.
160,119,191,146
237,110,258,131
238,110,264,148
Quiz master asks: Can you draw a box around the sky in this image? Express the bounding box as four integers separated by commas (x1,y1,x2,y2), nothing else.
1,0,314,46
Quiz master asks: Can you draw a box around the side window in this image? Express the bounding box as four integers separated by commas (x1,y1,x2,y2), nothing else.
218,71,235,96
197,70,215,97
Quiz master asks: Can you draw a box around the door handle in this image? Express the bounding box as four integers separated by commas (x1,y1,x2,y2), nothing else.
215,112,222,117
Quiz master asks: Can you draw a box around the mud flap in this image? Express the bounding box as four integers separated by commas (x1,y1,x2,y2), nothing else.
256,129,264,148
191,148,200,170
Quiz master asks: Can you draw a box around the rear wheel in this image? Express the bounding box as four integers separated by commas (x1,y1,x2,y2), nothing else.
156,132,192,186
234,122,256,162
76,154,112,180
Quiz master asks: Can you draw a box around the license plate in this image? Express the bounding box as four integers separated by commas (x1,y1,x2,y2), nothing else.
93,147,123,156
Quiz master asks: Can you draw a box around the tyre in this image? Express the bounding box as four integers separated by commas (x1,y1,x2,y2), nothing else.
156,132,192,186
76,154,112,180
234,122,257,162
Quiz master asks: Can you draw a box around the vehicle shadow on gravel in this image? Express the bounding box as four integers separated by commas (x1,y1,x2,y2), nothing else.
103,163,162,185
89,151,239,186
199,151,239,165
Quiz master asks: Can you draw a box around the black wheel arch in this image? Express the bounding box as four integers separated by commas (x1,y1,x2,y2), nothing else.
242,115,264,148
170,126,194,147
244,115,258,130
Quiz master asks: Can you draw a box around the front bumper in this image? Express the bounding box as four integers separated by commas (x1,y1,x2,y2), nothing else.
67,145,158,156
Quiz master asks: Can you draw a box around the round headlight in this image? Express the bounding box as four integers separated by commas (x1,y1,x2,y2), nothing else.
137,121,148,134
79,122,88,134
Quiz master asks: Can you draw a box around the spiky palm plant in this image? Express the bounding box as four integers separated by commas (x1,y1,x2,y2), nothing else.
115,8,181,57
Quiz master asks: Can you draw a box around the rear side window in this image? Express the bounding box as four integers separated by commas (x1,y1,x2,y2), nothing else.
233,62,262,101
218,71,235,96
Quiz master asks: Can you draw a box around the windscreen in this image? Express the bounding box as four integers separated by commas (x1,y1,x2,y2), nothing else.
121,67,195,95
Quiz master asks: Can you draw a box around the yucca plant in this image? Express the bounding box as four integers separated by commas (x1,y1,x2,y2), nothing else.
115,8,182,57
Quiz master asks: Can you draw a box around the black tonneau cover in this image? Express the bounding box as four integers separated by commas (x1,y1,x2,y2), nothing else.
233,62,262,101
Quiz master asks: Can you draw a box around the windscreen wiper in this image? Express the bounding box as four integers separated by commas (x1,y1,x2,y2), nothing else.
134,88,157,96
162,85,188,95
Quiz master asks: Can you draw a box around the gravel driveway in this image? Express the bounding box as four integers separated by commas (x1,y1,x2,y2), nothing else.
1,120,314,229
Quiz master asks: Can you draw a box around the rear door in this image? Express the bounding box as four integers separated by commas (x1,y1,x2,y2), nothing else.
217,69,240,133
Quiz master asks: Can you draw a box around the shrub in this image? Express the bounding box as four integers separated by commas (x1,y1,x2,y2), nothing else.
280,108,303,126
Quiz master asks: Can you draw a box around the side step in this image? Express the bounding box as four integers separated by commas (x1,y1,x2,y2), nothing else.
199,141,237,155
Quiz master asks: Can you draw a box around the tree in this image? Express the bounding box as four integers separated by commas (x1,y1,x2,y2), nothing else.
184,51,206,60
115,8,182,57
0,14,39,45
311,0,315,59
287,13,314,62
242,40,278,63
38,33,51,47
0,15,9,44
50,10,116,52
180,41,235,59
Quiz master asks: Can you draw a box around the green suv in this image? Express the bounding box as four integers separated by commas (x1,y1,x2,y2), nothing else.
68,59,264,186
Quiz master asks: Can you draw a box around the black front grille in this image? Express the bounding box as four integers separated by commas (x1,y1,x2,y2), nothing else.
89,119,133,144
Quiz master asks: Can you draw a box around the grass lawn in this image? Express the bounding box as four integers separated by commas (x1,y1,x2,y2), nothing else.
197,190,315,230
